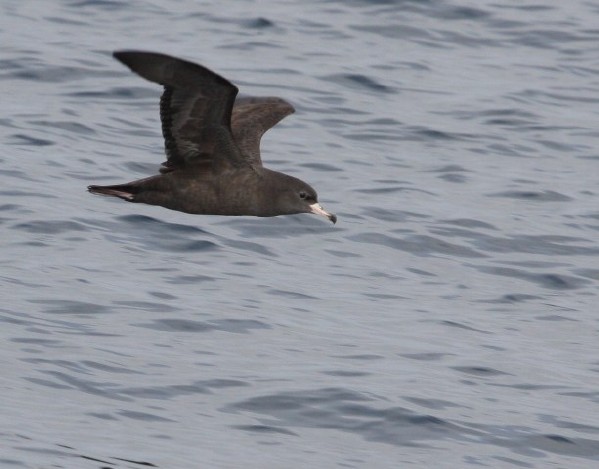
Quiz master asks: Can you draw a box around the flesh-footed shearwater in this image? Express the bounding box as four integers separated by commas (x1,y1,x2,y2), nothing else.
88,51,336,224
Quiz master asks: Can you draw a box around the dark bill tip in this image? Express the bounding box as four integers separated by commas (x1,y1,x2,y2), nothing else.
309,202,336,224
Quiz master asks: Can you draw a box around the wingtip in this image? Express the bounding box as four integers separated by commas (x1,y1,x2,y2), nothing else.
112,50,158,66
112,50,133,68
112,50,129,61
112,50,142,65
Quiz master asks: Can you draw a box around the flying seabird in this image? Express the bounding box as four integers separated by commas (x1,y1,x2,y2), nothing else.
88,51,336,224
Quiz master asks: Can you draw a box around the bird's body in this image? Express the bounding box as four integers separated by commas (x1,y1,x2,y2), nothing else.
88,51,336,223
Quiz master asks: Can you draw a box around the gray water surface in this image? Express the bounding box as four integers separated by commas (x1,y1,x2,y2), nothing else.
2,1,599,468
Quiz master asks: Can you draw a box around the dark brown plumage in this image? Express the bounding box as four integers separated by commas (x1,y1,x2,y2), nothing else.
88,51,336,223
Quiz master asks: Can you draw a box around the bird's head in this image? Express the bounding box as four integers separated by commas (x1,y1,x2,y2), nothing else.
272,174,336,224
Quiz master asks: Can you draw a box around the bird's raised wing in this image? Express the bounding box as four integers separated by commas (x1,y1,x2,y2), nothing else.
231,97,295,167
113,51,243,173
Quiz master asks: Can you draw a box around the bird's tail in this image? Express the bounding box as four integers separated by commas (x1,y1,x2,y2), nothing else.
88,184,136,201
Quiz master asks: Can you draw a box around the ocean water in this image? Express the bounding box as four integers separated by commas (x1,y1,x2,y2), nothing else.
2,0,599,467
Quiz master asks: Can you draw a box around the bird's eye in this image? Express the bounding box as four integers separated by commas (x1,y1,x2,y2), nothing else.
299,191,307,199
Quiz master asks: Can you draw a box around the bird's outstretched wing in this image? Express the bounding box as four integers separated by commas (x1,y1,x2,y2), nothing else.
231,96,295,167
113,51,242,173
